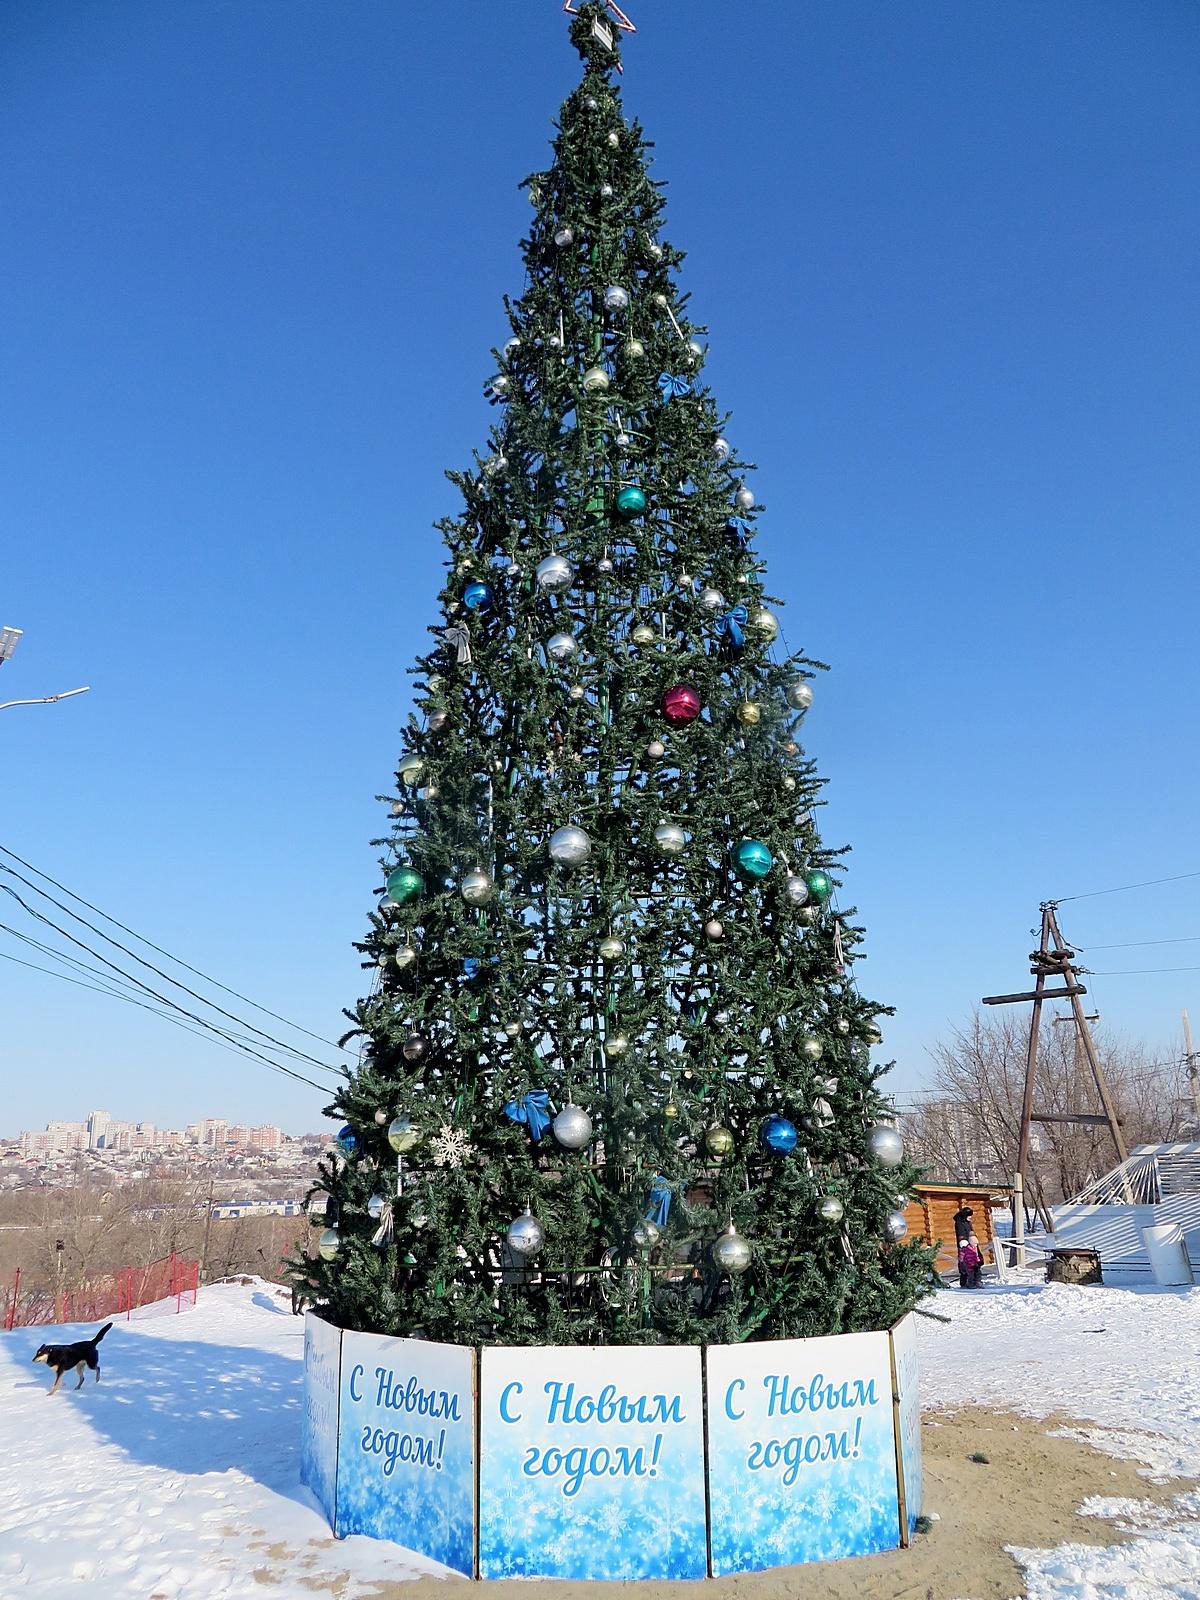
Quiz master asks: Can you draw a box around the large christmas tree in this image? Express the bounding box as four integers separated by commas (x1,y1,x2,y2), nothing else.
295,3,935,1347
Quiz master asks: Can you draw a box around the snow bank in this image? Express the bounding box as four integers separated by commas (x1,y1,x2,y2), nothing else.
2,1275,1200,1596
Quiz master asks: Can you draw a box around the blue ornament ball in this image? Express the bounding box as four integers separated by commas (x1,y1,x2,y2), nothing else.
734,838,774,880
760,1114,798,1154
463,582,494,612
616,485,647,518
336,1124,358,1155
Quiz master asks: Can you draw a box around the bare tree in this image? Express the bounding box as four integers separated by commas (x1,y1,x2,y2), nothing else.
903,1010,1189,1207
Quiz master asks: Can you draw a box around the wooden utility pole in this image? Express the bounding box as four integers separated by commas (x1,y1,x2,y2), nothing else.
199,1169,216,1285
983,901,1130,1258
1183,1010,1200,1125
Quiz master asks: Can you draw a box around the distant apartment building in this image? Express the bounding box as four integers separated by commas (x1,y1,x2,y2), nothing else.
186,1119,228,1148
19,1120,88,1156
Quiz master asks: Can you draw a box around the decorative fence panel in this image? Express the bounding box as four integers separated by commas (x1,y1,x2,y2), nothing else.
3,1253,199,1330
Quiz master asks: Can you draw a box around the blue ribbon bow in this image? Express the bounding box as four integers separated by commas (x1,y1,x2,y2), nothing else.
657,371,691,401
646,1177,672,1228
715,604,748,650
725,516,752,547
503,1089,552,1142
462,955,500,981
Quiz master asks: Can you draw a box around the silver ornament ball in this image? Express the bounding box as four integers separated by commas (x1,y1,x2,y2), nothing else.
552,1104,593,1150
598,935,625,960
704,918,725,942
713,437,731,463
600,182,614,198
367,1194,386,1220
712,1223,752,1276
784,874,810,906
735,486,755,511
554,226,574,247
536,553,575,592
867,1124,905,1169
603,285,629,312
461,868,495,906
645,739,666,761
818,1195,845,1223
787,680,815,712
654,822,686,856
506,1208,545,1260
698,586,725,612
884,1210,909,1243
549,824,592,867
568,684,585,701
632,1218,660,1250
546,630,577,661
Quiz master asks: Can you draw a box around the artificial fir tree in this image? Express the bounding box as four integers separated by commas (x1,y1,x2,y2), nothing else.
293,3,936,1347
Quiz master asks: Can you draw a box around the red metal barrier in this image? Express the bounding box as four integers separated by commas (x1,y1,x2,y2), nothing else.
3,1254,199,1330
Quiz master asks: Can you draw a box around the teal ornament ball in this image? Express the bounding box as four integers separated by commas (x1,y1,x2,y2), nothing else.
386,866,425,906
616,485,647,518
734,838,773,880
805,869,832,904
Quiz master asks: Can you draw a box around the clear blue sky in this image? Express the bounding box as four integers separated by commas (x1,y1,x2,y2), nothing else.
2,1,1198,1136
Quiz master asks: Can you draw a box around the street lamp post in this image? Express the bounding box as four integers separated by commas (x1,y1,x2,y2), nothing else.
0,625,90,710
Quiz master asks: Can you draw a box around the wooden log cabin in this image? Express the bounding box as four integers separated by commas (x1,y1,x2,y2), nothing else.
903,1181,1013,1274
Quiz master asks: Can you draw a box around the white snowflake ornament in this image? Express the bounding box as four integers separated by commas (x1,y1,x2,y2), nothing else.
431,1125,474,1169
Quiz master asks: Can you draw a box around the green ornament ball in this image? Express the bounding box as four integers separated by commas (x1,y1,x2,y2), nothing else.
386,866,425,906
616,485,647,518
805,869,832,904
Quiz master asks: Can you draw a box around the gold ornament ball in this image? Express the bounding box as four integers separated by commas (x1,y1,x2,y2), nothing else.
737,700,762,727
626,338,645,359
394,945,418,971
835,1018,851,1035
632,624,656,645
582,365,610,392
705,1125,735,1158
504,1021,521,1038
801,1035,823,1060
752,608,779,641
663,1102,679,1119
607,1034,629,1058
599,935,625,961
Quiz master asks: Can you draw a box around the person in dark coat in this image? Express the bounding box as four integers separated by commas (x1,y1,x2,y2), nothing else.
953,1201,974,1245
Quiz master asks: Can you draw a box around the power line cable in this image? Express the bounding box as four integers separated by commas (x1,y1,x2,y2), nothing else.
1088,966,1200,977
0,919,336,1064
0,947,334,1092
1077,936,1200,951
1056,870,1200,904
0,842,358,1058
0,885,343,1089
0,861,347,1076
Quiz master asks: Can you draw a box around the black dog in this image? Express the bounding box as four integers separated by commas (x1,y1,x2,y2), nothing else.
32,1321,113,1395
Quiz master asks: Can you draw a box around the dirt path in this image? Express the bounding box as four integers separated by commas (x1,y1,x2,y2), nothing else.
262,1408,1191,1600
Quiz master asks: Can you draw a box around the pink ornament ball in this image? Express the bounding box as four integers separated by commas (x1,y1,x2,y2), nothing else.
661,684,702,726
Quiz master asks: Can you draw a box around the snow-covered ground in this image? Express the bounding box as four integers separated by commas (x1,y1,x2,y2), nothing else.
1,1275,1199,1597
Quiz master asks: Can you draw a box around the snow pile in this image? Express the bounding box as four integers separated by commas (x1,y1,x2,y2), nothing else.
2,1276,1200,1596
